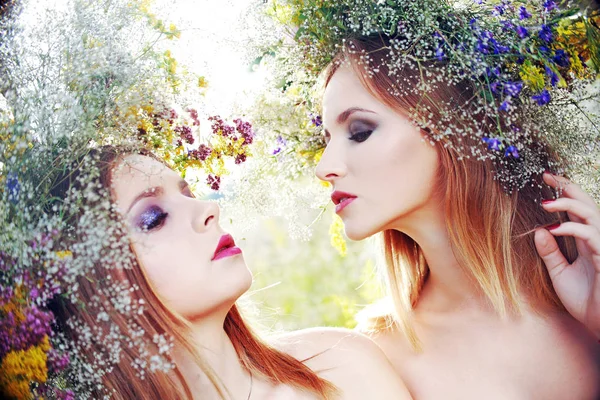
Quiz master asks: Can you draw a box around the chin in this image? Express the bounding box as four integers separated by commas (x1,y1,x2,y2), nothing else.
343,224,374,241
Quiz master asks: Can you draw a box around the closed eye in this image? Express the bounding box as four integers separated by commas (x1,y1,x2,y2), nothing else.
138,205,168,232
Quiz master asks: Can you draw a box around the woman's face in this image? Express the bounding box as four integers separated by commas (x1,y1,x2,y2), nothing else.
316,66,441,240
111,154,251,320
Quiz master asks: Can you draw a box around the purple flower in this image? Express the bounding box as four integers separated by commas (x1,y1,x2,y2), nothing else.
545,66,559,87
553,49,570,68
493,5,505,16
490,81,500,93
516,26,528,38
543,0,557,12
539,25,554,43
234,153,247,164
233,118,255,144
501,20,515,31
504,81,523,97
207,174,221,191
504,145,520,158
518,6,531,20
272,135,287,155
186,108,200,126
188,144,212,161
532,89,551,105
499,98,511,112
310,113,323,127
174,125,194,145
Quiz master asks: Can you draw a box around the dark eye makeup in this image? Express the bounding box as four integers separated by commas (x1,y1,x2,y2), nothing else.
348,119,376,143
137,205,168,231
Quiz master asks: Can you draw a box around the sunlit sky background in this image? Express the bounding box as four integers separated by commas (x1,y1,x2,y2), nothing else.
160,0,268,115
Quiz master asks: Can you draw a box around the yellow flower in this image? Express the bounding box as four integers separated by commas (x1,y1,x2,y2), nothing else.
197,76,208,89
329,214,347,257
0,336,50,399
55,250,72,259
519,62,546,92
168,23,181,39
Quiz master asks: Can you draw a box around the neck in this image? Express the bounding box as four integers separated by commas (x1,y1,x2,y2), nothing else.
391,202,488,314
174,307,252,400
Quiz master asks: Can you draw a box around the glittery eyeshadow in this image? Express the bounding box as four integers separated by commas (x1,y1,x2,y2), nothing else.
138,205,167,230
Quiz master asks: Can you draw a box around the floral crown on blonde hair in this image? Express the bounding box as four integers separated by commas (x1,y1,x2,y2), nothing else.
255,0,600,196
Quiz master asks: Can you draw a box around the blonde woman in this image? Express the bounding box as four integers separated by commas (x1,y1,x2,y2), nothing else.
315,36,600,399
48,146,411,399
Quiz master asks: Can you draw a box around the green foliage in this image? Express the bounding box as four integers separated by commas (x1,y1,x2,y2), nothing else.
240,215,384,331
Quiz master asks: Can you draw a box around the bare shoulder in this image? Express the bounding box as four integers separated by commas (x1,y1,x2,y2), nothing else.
526,311,600,399
274,327,412,400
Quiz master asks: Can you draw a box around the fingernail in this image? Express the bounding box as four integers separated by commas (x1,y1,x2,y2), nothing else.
547,223,561,231
541,199,554,205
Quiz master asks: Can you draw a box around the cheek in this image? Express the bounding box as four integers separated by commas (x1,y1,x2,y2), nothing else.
363,129,438,191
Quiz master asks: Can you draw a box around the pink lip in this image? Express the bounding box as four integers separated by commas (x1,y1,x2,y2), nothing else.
335,197,356,213
212,234,242,261
331,191,357,213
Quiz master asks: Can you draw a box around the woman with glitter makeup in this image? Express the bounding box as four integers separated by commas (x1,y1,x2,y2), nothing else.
313,34,600,399
47,146,412,400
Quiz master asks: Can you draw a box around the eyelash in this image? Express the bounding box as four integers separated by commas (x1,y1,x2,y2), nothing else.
349,130,373,143
139,206,168,231
137,186,194,232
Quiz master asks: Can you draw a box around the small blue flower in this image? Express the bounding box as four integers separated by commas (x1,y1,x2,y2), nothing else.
483,137,502,151
504,81,523,97
499,98,511,112
6,173,20,204
486,67,500,77
516,26,528,38
539,25,554,43
518,6,531,20
493,5,505,16
545,66,559,87
496,44,510,54
532,89,551,106
435,47,445,61
504,145,520,158
553,49,570,68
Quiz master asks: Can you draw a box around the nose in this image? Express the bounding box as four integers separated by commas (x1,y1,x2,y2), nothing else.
192,200,220,233
315,142,347,183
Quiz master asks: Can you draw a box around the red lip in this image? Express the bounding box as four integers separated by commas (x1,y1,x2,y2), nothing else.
212,234,242,261
331,191,357,213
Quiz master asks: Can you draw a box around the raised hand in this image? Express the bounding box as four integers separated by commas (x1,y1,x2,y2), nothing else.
534,172,600,339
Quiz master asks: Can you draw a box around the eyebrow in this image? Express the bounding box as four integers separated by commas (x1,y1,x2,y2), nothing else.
126,180,189,214
336,107,376,124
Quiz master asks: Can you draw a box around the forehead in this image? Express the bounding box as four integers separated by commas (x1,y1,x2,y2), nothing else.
111,154,176,203
323,66,376,114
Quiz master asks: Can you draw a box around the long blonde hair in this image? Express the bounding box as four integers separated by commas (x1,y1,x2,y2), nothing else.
323,36,578,349
49,146,334,399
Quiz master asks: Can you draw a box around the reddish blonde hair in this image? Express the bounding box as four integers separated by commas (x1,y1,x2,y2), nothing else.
50,146,335,399
323,36,577,349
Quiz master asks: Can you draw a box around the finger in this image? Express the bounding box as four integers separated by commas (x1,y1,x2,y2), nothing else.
542,198,600,229
534,229,570,280
543,173,598,209
547,221,600,257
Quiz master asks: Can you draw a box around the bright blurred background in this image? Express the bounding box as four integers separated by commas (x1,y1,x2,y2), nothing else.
160,0,386,332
